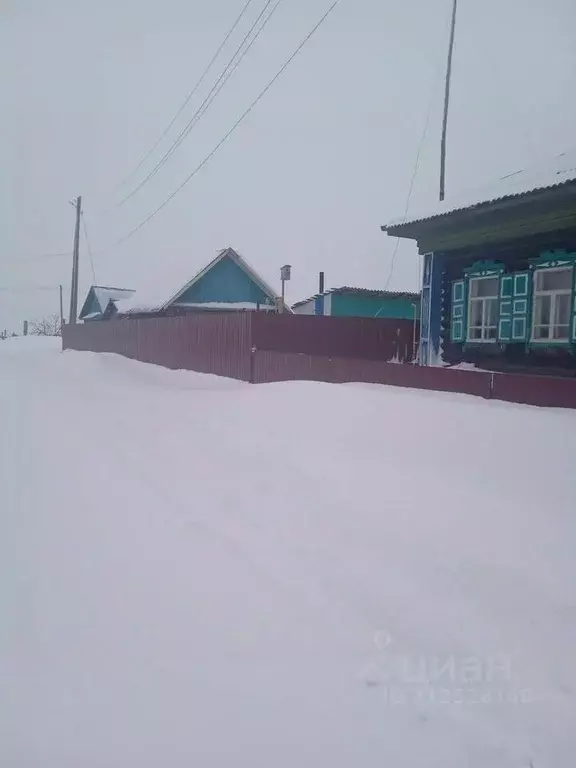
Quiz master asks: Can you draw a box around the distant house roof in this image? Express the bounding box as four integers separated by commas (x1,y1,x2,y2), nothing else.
115,247,289,315
383,150,576,233
292,286,420,309
79,285,135,320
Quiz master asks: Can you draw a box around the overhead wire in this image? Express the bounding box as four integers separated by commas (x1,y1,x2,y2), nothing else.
0,284,61,292
382,0,456,294
96,0,344,255
81,211,97,284
5,249,72,262
382,110,431,292
114,0,257,191
116,0,282,209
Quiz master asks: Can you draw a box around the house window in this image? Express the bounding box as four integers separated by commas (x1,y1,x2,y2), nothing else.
531,267,573,342
467,276,499,341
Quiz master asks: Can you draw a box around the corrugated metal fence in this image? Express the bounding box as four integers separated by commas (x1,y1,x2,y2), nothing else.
62,314,576,409
63,312,416,376
63,314,253,381
251,313,417,361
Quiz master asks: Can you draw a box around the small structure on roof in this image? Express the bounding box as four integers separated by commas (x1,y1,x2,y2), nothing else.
79,286,135,321
382,151,576,374
115,247,290,318
292,286,420,320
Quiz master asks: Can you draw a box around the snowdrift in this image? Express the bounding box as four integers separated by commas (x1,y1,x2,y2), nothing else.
1,338,575,767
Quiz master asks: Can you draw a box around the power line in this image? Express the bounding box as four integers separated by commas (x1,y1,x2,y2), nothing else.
382,101,434,292
0,285,61,292
81,211,97,284
114,0,257,192
383,157,427,292
382,6,455,293
97,0,343,256
5,250,72,262
116,0,282,209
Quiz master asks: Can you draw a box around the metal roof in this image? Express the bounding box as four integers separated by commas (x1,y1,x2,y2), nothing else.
292,286,420,308
384,150,576,232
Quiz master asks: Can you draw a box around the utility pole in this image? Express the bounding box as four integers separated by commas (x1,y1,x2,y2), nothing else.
439,0,458,202
69,196,82,324
59,284,64,329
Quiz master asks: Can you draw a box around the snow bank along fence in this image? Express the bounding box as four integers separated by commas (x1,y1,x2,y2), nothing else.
62,314,576,408
62,313,417,376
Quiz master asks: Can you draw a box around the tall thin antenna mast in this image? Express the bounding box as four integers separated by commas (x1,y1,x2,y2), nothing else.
439,0,458,202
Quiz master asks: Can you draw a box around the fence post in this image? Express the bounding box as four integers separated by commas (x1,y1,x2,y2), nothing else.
250,346,256,384
489,372,494,400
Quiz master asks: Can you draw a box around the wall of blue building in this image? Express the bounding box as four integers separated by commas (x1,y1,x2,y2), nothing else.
175,256,273,306
440,236,576,374
295,292,419,318
79,289,100,320
331,293,419,319
419,252,445,365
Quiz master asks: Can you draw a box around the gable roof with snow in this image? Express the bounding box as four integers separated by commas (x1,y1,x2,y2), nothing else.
384,150,576,235
79,286,135,320
116,247,290,315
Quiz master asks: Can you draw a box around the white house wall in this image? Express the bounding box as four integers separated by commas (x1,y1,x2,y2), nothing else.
292,299,316,315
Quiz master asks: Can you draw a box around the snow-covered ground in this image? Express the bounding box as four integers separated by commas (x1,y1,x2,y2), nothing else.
1,337,575,768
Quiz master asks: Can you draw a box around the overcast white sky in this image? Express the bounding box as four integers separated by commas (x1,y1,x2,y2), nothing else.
1,0,575,331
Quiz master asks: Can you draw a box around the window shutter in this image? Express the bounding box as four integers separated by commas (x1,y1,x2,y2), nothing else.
498,275,513,341
510,271,531,342
450,279,466,342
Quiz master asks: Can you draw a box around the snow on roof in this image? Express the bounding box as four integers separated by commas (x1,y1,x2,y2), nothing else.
79,285,135,320
173,301,278,311
93,286,135,312
292,286,420,308
385,150,576,230
116,247,283,314
112,264,194,314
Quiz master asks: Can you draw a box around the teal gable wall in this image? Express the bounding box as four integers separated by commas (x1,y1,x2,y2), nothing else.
80,289,101,320
175,256,273,306
331,293,419,319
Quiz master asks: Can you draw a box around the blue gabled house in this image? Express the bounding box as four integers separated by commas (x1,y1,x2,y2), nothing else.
79,286,135,321
115,247,290,317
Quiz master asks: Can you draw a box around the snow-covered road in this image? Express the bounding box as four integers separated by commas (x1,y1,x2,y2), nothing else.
2,338,575,767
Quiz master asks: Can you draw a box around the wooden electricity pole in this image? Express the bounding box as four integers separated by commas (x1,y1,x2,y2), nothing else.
439,0,458,202
69,196,82,324
59,284,64,328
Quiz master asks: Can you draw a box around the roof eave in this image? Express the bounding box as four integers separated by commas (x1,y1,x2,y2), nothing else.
383,179,576,239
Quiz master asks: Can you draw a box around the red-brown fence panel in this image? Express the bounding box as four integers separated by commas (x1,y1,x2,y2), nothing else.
63,317,576,409
62,314,253,381
491,371,576,409
251,313,418,363
253,350,492,397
